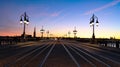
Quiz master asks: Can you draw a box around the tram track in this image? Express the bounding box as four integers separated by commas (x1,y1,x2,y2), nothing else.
61,41,110,67
4,41,54,67
67,41,120,67
1,40,120,67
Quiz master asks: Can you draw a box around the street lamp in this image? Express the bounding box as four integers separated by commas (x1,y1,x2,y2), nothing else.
46,30,49,38
73,27,77,38
40,26,45,38
20,12,29,39
89,14,99,43
68,31,71,38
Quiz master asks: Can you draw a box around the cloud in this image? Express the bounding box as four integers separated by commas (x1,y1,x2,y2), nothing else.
31,10,63,18
84,0,120,15
50,11,62,17
39,10,62,17
24,4,63,17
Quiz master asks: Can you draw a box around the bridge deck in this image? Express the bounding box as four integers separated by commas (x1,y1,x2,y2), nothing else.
0,40,120,67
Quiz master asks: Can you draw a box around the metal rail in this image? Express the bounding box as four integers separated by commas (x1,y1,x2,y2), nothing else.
38,43,55,67
61,42,80,67
70,44,111,67
67,45,96,67
4,41,53,67
22,44,51,67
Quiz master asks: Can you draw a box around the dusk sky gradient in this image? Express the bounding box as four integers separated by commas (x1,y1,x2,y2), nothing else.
0,0,120,38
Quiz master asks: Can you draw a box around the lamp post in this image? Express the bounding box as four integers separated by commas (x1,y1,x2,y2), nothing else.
50,34,53,38
68,31,71,38
73,27,77,38
46,30,49,38
20,12,29,39
40,26,45,38
89,14,99,43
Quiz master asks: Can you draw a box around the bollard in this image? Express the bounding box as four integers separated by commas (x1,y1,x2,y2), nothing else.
104,41,107,47
116,41,119,48
0,41,1,45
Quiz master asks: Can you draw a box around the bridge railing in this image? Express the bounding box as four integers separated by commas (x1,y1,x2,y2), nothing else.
73,38,120,48
0,36,40,46
97,39,120,48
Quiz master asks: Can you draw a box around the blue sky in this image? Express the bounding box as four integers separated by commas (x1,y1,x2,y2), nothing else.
0,0,120,38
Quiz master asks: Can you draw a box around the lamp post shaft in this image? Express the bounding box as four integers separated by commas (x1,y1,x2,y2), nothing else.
68,33,70,38
23,22,26,37
41,32,43,38
74,33,76,38
92,24,95,39
73,27,77,38
47,33,49,38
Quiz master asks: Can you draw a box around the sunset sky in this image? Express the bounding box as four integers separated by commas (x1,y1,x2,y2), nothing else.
0,0,120,38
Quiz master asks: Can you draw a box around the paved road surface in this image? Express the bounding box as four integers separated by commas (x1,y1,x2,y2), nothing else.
0,39,120,67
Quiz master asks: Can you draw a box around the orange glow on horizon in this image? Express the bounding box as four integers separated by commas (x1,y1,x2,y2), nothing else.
1,32,120,39
1,28,120,39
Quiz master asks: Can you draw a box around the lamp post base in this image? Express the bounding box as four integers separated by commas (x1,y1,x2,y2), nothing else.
91,39,96,44
21,34,26,42
91,34,95,44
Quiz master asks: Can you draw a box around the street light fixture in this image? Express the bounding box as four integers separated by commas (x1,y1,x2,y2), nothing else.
89,14,99,43
20,12,29,39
